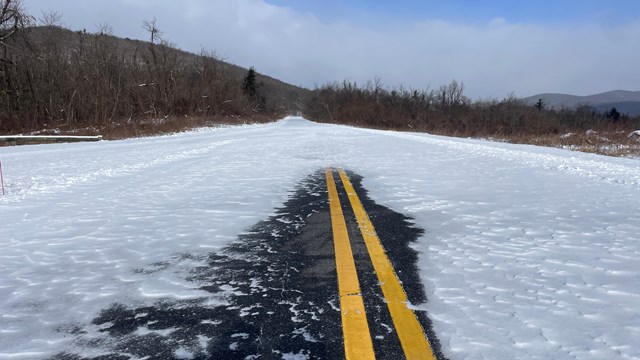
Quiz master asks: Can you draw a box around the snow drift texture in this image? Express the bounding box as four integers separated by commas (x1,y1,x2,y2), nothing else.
1,117,639,359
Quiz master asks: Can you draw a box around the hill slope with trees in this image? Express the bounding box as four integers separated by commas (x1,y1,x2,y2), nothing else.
0,2,309,138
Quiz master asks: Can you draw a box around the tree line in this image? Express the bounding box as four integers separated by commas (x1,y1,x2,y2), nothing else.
0,0,304,134
304,80,640,137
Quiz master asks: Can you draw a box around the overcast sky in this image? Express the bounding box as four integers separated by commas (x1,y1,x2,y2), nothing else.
23,0,640,99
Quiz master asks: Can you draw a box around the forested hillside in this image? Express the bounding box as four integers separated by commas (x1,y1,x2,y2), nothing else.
0,5,309,137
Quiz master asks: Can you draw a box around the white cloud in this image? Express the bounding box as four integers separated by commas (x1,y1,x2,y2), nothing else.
24,0,640,98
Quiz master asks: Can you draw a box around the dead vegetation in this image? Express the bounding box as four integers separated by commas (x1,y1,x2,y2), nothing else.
0,2,308,137
25,113,276,140
304,80,640,158
505,130,640,157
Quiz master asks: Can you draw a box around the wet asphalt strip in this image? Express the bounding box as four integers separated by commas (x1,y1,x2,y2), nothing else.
52,170,446,360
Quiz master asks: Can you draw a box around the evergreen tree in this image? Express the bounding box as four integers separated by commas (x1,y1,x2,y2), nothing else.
242,67,258,99
242,66,267,112
607,107,621,122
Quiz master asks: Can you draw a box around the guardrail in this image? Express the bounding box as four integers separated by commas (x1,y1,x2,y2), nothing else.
0,135,103,146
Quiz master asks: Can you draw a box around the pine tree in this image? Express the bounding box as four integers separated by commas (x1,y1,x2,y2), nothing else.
242,67,257,99
607,107,621,122
242,67,267,112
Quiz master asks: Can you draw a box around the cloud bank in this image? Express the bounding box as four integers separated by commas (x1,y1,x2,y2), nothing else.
25,0,640,98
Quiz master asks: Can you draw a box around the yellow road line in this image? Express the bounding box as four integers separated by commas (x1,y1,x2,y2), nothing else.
325,169,376,360
338,169,436,360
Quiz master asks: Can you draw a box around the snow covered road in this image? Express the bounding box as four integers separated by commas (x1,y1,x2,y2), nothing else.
1,117,640,359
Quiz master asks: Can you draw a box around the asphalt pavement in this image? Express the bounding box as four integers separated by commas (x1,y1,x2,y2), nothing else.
52,170,445,360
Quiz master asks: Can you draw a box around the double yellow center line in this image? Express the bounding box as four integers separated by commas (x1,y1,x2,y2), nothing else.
325,168,436,360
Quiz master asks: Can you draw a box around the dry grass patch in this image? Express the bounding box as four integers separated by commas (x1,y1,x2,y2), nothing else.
1,114,280,146
98,114,276,140
506,130,640,157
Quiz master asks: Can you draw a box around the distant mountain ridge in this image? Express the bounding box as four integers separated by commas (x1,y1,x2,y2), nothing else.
522,90,640,116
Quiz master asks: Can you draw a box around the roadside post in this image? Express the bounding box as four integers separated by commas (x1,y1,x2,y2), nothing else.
1,160,5,195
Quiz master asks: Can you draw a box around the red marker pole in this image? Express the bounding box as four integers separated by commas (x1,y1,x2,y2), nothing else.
0,160,5,195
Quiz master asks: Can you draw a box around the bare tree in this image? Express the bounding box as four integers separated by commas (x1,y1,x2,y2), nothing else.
38,10,63,27
446,79,467,107
95,22,113,36
0,0,30,41
142,17,162,44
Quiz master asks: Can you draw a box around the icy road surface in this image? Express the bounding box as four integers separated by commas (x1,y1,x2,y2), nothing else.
1,117,640,359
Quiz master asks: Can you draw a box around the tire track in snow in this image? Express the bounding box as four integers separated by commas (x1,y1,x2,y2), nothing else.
1,138,245,203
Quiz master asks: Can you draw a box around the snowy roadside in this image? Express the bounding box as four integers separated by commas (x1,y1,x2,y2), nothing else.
347,126,640,359
1,117,639,359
